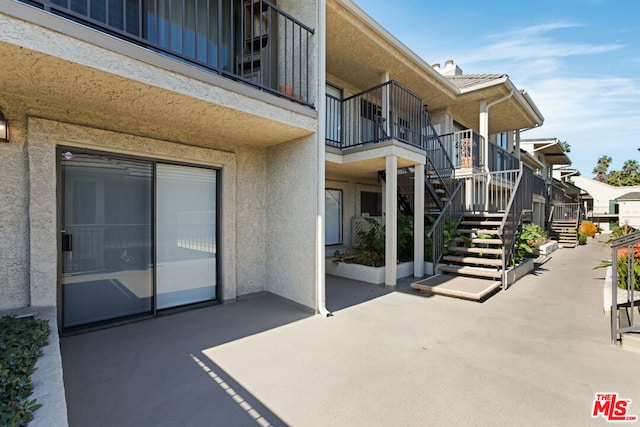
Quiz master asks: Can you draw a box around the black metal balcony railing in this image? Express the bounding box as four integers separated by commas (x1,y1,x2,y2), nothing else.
325,93,342,147
325,81,426,150
24,0,314,106
488,143,519,172
438,130,483,169
533,174,546,197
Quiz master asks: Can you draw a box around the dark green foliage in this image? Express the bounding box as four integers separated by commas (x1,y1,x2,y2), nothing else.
578,232,588,245
0,315,50,427
333,211,414,267
424,218,459,261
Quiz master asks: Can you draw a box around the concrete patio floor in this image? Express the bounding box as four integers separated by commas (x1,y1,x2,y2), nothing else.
61,237,639,426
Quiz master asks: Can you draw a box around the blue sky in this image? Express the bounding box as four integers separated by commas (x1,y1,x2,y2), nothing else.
353,0,640,178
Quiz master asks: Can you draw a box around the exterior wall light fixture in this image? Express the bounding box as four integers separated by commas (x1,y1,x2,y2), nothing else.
0,110,8,142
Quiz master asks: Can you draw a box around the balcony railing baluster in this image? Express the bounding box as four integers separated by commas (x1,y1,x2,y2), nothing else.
24,0,314,106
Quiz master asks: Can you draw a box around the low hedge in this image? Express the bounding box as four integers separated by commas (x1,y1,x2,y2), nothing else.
0,315,50,427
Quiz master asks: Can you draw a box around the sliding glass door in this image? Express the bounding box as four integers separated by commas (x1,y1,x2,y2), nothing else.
61,152,154,327
60,149,219,329
156,164,217,309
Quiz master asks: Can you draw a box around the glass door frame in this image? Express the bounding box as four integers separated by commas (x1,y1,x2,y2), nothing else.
57,146,222,332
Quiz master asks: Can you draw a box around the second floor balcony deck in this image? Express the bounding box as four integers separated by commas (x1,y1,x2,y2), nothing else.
325,80,431,151
19,0,314,106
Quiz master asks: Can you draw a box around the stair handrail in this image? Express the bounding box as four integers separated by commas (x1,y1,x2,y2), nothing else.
610,230,640,343
497,163,525,289
423,111,455,197
426,179,466,266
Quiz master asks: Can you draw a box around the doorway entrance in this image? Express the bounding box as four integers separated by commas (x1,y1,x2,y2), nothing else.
59,148,219,329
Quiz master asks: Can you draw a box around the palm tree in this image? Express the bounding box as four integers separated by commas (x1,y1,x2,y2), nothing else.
592,155,612,182
622,159,639,176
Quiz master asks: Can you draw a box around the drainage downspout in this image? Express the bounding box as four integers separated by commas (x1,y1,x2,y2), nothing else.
482,90,515,164
481,90,514,210
316,0,331,317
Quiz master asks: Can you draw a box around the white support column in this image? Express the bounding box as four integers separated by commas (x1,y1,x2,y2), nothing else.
514,129,521,160
385,155,398,287
414,163,425,277
479,100,489,172
479,100,490,211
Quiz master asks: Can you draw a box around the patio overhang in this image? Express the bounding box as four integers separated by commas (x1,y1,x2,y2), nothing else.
0,5,317,150
326,0,457,110
325,140,425,179
449,78,544,134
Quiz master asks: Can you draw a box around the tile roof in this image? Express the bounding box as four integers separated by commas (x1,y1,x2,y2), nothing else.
444,74,507,89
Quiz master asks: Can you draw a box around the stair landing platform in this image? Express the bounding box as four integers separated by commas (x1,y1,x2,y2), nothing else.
411,274,501,301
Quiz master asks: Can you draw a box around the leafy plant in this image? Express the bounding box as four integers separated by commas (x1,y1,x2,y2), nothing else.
594,255,640,291
396,211,414,263
511,229,534,267
615,255,640,291
333,211,414,267
578,232,588,245
0,315,50,427
519,224,549,248
424,218,459,262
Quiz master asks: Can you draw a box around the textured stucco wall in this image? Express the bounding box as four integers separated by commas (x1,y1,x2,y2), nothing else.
0,107,30,309
235,148,267,296
266,136,318,310
25,117,238,307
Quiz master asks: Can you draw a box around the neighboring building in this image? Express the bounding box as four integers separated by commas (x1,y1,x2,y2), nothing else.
617,192,640,228
520,138,573,230
569,175,640,230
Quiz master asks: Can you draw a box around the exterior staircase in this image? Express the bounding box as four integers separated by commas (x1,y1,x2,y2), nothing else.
551,219,578,248
438,212,506,281
396,170,449,218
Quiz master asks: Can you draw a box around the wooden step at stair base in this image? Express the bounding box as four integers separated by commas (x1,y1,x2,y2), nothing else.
621,333,640,354
439,265,502,279
411,275,502,301
442,255,502,267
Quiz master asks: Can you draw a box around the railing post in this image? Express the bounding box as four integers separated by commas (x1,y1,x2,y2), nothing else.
612,248,619,344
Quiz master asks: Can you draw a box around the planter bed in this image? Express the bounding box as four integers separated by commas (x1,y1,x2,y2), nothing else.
326,259,414,285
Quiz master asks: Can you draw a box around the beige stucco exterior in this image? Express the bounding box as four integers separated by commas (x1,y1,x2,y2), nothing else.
0,0,322,317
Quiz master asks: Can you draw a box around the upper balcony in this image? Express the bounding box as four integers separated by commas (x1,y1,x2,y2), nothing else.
17,0,314,106
326,80,430,151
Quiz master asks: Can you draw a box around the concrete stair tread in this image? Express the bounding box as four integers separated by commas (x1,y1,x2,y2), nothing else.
457,229,501,236
439,265,502,279
452,237,502,245
460,220,502,226
464,213,505,218
442,255,503,266
449,246,503,255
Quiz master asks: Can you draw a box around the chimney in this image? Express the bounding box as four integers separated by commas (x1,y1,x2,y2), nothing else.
432,63,440,71
439,59,463,76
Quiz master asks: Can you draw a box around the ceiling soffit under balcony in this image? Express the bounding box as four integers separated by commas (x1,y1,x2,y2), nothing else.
0,34,315,151
326,0,456,111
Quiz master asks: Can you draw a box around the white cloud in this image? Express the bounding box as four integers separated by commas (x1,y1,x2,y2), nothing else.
456,22,624,68
525,76,640,173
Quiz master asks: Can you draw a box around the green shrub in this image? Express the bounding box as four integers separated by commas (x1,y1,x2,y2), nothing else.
616,255,640,291
0,315,50,427
578,232,588,245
